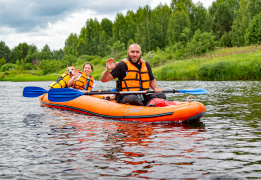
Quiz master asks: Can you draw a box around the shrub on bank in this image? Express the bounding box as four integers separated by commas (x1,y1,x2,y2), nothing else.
198,52,261,80
1,63,17,72
199,61,236,80
158,60,199,80
156,50,261,81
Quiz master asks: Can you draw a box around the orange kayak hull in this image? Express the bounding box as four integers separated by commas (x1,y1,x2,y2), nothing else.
39,93,206,123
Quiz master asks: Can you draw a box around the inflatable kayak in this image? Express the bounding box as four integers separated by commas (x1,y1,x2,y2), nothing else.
39,92,206,123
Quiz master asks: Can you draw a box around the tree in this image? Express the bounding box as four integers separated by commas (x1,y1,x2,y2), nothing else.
127,39,135,49
150,4,171,50
100,18,113,37
168,10,190,45
0,57,6,68
213,3,233,38
230,0,261,46
39,44,52,60
190,2,207,36
186,29,216,56
202,1,218,34
77,37,87,56
135,5,152,52
110,41,125,59
98,30,110,57
39,59,59,75
181,27,190,43
171,0,193,13
52,49,64,60
125,10,137,47
245,12,261,45
0,41,11,63
24,44,38,63
98,18,113,56
64,33,78,56
113,13,130,48
80,18,101,55
9,42,30,64
220,31,232,47
246,0,261,19
216,0,240,18
230,0,248,46
90,19,101,55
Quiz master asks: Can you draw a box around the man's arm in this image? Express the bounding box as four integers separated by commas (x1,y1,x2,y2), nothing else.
101,70,114,82
149,79,162,92
146,62,161,92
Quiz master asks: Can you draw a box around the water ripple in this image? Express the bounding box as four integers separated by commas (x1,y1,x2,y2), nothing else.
0,81,260,179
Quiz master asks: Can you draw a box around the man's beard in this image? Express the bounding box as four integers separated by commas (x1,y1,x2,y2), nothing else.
128,54,141,66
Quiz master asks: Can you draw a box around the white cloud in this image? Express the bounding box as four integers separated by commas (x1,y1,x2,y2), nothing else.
0,0,214,50
150,0,171,9
38,9,116,50
1,8,116,50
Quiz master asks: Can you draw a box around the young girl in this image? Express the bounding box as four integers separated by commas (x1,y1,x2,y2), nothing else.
67,62,95,91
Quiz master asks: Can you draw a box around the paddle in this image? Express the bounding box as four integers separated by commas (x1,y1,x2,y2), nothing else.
48,88,208,102
23,86,48,97
23,86,117,98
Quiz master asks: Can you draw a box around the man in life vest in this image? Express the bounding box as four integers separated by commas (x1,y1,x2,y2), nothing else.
67,62,95,91
101,43,166,106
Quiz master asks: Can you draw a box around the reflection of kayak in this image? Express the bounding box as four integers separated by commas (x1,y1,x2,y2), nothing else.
39,93,206,123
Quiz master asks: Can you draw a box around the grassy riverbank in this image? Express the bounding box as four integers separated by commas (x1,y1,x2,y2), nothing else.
155,45,261,81
1,45,260,81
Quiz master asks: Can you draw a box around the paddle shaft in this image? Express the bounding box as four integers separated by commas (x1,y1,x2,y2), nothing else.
81,90,177,95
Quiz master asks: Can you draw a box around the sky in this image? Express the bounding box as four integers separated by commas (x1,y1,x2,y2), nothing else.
0,0,215,51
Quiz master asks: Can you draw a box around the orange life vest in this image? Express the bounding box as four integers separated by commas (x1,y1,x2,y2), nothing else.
121,59,150,91
72,72,94,91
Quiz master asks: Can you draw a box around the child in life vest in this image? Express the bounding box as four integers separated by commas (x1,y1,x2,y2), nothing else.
67,62,96,91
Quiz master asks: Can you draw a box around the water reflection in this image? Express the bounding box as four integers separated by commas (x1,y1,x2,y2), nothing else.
42,109,207,178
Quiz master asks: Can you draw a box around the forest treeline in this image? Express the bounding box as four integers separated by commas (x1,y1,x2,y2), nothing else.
0,0,261,79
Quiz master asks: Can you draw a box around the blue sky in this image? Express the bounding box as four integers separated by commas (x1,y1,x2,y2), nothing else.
0,0,214,50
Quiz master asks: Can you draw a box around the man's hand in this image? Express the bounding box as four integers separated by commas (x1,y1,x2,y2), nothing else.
154,87,162,93
101,58,116,82
106,58,118,70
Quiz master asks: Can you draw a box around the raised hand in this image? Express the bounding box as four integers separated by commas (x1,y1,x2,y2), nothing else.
74,69,80,79
106,58,118,70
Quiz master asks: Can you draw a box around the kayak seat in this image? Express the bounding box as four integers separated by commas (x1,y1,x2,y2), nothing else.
146,98,177,107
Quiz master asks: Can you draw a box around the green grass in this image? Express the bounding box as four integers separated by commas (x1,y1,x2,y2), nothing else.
155,45,261,81
2,74,59,81
1,45,261,81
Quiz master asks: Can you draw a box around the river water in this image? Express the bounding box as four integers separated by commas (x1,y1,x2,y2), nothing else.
0,81,260,179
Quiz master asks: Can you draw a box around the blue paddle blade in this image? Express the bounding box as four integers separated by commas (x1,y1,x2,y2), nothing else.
178,88,208,95
48,88,84,102
23,86,48,97
110,88,116,92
